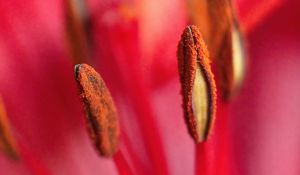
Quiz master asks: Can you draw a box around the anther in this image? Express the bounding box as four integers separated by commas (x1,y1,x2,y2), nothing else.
74,64,120,157
177,26,217,143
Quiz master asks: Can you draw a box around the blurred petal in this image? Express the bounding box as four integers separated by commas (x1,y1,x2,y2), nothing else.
138,0,187,88
234,0,286,33
0,1,118,174
232,0,300,174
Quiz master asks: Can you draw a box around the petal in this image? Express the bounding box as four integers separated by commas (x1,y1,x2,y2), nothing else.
231,0,300,174
0,1,118,174
234,0,286,33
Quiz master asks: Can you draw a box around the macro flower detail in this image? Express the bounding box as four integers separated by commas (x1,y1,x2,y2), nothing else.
74,64,120,157
0,0,298,175
177,25,217,143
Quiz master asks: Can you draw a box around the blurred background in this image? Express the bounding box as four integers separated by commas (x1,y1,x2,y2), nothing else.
0,0,299,175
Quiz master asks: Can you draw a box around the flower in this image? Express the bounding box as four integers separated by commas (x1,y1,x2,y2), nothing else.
0,0,299,175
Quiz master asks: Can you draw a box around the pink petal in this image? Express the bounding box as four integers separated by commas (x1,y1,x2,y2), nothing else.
234,0,286,33
0,1,118,174
231,1,300,174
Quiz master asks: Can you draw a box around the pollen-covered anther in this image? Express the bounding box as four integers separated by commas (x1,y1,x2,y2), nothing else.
74,64,120,157
177,25,217,143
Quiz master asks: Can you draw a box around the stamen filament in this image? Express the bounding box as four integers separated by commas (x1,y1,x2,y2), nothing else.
101,26,170,175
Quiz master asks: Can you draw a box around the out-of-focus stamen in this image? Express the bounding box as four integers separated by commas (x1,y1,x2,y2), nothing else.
65,0,91,63
216,18,246,100
0,97,19,160
186,0,246,100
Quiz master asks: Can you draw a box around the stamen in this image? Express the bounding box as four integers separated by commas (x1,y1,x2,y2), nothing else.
216,19,246,100
65,0,91,63
187,0,233,60
232,21,246,96
0,97,19,160
186,0,246,100
74,64,120,157
177,25,217,143
113,150,133,175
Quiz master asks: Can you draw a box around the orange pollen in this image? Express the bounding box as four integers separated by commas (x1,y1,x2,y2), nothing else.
74,64,120,157
177,25,217,143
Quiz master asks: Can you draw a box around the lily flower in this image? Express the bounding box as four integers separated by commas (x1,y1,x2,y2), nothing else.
0,0,299,175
